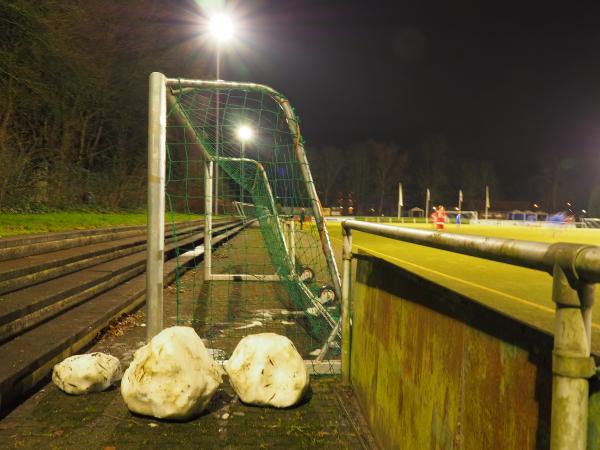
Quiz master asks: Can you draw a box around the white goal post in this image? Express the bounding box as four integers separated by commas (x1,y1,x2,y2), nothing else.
145,72,342,348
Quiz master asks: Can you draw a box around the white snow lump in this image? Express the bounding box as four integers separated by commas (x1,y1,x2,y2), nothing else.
120,326,222,420
52,352,121,395
225,333,309,408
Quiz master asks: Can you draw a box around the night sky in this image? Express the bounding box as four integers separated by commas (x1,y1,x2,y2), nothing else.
192,0,600,205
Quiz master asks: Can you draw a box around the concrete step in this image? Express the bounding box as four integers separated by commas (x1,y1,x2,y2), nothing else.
0,221,205,295
0,222,245,415
0,220,203,262
0,221,241,343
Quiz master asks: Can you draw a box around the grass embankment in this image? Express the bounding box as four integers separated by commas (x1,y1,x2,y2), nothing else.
0,211,202,237
326,222,600,351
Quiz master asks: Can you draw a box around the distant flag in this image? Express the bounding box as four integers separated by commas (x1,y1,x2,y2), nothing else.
397,183,404,220
398,183,404,207
459,189,463,203
485,185,491,209
425,188,431,223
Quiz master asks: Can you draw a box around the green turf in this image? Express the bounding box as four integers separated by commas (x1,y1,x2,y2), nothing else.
0,212,203,237
326,222,600,352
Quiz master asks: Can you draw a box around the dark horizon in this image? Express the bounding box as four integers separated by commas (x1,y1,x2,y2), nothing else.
2,0,600,213
207,0,600,208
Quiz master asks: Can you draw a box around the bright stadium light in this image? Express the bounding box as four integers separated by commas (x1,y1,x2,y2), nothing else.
209,14,234,43
237,125,254,142
208,12,235,215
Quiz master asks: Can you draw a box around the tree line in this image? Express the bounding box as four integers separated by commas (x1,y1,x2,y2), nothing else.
307,137,502,216
2,1,598,216
308,137,600,216
0,0,206,211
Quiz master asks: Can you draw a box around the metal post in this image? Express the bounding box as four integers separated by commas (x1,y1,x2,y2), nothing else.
550,264,595,450
215,46,220,216
579,283,595,350
341,224,353,384
289,219,296,267
240,141,245,204
204,161,213,281
146,72,167,340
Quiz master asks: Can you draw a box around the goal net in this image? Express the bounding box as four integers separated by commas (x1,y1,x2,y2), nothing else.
445,210,478,223
147,74,341,369
582,218,600,229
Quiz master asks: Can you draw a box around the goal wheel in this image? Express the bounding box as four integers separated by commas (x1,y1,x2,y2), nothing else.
299,267,315,283
318,285,336,304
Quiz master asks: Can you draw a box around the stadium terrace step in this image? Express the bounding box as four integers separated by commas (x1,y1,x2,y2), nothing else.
0,225,147,262
0,221,206,295
0,222,245,415
0,220,241,343
0,220,204,262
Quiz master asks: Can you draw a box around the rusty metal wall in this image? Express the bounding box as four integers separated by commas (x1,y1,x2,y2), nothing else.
350,254,560,449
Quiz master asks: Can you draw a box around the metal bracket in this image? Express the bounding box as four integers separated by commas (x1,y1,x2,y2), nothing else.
552,263,582,307
552,351,596,378
546,243,596,289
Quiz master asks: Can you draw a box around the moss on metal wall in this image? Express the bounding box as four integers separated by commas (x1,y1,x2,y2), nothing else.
350,253,560,449
588,380,600,449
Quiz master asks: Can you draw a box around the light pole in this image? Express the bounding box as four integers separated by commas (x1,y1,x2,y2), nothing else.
237,125,254,204
208,14,234,215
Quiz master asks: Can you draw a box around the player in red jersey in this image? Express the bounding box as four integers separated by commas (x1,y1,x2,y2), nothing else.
431,205,447,230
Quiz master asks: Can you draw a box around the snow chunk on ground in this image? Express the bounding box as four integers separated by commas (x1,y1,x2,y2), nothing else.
52,352,121,395
120,326,222,420
225,333,309,408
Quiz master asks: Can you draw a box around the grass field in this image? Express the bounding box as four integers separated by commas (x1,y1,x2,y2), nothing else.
325,222,600,352
0,212,203,237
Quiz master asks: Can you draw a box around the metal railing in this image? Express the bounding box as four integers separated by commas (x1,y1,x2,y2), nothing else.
340,219,600,450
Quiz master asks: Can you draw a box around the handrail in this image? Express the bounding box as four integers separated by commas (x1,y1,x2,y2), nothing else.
340,219,599,450
341,219,600,283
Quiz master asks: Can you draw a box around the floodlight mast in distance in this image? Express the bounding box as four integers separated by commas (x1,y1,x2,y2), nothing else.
208,13,235,215
237,125,254,203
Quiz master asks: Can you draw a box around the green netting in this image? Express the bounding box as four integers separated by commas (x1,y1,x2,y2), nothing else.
165,82,340,366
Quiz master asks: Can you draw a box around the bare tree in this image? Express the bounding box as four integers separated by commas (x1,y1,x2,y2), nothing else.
414,135,452,205
369,141,408,215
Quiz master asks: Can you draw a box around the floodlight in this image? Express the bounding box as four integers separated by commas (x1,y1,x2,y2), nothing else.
209,14,234,43
237,125,254,142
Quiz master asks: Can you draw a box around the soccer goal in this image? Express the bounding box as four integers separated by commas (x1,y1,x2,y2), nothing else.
445,210,478,223
146,73,342,367
582,218,600,229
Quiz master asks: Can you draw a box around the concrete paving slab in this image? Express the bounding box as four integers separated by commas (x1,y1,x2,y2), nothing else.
0,226,377,449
